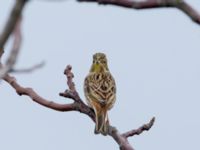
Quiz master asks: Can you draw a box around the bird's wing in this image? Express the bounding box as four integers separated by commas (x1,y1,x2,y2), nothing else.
84,72,116,108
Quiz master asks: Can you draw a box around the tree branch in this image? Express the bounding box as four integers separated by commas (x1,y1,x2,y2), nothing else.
3,65,155,150
122,117,155,138
0,0,27,54
78,0,200,25
0,17,23,79
10,61,45,73
3,74,76,111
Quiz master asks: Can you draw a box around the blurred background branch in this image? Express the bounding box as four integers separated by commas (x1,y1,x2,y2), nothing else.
78,0,200,25
10,61,45,73
0,0,27,54
0,17,22,79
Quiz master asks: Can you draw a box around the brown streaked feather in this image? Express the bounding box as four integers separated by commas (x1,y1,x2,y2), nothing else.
84,71,116,110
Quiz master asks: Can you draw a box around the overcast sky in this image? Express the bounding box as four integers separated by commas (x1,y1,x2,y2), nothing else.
0,0,200,150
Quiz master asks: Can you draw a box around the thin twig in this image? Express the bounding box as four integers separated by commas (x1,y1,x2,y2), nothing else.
64,65,76,92
122,117,155,138
10,61,45,73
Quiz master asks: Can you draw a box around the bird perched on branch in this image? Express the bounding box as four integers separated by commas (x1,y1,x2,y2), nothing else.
84,53,116,135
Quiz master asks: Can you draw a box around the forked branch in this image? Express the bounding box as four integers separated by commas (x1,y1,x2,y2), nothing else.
3,65,155,150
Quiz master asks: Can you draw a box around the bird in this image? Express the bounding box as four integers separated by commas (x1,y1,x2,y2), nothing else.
84,53,116,135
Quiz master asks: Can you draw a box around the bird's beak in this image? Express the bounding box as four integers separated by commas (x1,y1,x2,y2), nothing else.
94,60,100,65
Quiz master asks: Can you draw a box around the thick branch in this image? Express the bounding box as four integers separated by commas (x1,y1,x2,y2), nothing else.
0,0,27,53
78,0,200,25
177,1,200,24
4,65,155,150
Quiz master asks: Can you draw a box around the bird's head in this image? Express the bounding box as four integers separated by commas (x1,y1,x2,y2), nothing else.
90,53,109,73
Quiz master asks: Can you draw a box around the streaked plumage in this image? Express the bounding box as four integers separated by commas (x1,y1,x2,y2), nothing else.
84,53,116,135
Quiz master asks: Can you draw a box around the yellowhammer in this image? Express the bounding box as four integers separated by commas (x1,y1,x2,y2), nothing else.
84,53,116,135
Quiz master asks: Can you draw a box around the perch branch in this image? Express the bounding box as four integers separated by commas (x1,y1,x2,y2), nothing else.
78,0,200,25
4,64,155,150
0,0,27,54
0,17,23,79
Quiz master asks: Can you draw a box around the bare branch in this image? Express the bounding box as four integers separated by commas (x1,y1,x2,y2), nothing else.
64,65,76,92
122,117,155,138
3,65,155,150
0,0,27,53
59,65,95,120
78,0,200,25
3,73,76,112
10,61,45,73
0,17,22,79
177,1,200,24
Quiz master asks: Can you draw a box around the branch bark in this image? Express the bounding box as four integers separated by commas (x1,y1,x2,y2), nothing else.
3,65,155,150
0,0,27,54
0,17,22,79
78,0,200,25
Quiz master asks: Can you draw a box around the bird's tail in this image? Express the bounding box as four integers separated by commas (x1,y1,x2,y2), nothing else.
94,108,109,136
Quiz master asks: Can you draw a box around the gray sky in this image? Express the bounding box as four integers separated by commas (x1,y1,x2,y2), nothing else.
0,0,200,149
